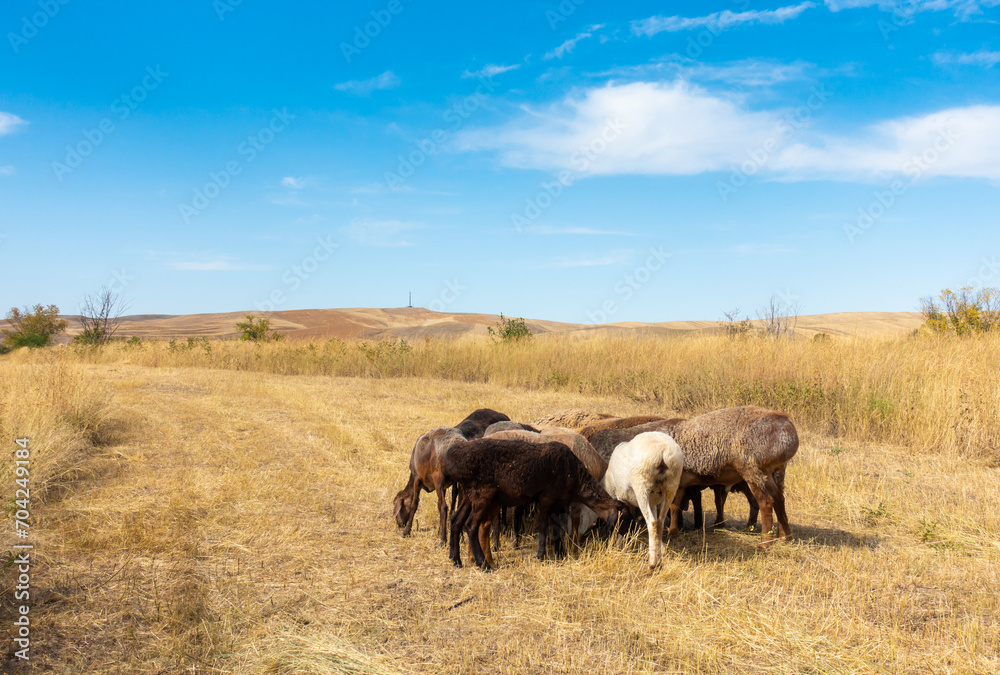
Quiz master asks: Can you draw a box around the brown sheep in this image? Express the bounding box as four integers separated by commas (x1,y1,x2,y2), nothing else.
444,439,625,571
392,427,465,542
589,419,685,462
663,407,798,546
577,415,668,442
530,409,615,431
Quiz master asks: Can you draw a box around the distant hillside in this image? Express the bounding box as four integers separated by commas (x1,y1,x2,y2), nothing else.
17,307,924,343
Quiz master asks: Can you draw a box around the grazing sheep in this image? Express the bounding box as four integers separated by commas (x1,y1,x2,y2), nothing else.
484,428,608,549
602,432,685,569
578,415,668,442
392,427,465,542
483,420,540,436
455,408,511,440
664,407,798,546
444,439,624,571
530,409,615,432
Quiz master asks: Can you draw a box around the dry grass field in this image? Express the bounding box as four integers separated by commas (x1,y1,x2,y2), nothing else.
2,334,1000,673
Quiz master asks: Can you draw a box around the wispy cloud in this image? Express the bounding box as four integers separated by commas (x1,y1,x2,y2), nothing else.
526,226,638,236
933,49,1000,67
462,63,520,78
543,250,631,268
344,218,417,247
334,71,401,96
171,259,272,271
825,0,1000,20
281,176,306,189
0,165,14,176
458,79,1000,182
544,24,605,60
600,58,816,87
732,243,797,255
633,3,815,37
0,112,28,136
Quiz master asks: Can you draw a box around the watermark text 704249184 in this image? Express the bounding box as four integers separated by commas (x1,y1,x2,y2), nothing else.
11,437,33,661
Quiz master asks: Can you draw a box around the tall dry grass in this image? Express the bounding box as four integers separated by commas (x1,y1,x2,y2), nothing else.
10,331,1000,461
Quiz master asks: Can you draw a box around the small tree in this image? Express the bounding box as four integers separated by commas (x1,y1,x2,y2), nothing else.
2,304,68,349
756,295,800,339
487,313,532,343
719,307,754,338
920,286,998,335
235,314,284,342
76,285,130,345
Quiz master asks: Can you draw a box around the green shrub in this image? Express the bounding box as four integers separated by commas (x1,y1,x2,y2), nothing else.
487,313,532,343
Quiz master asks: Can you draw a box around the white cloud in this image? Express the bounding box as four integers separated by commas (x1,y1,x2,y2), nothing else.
933,50,1000,67
458,80,1000,182
463,63,520,78
172,259,272,271
732,243,798,255
633,3,815,37
543,251,632,268
334,71,401,96
281,176,306,189
824,0,1000,19
344,218,417,247
0,112,27,135
602,58,816,87
0,165,14,176
458,81,781,176
544,24,605,60
527,226,638,236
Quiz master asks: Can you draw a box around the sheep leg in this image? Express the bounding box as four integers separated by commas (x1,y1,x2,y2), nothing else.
745,478,777,546
513,506,524,546
687,488,703,531
739,483,760,530
449,493,472,567
535,504,552,561
666,489,685,540
479,520,496,570
770,470,791,539
713,485,728,528
435,482,449,545
636,490,662,569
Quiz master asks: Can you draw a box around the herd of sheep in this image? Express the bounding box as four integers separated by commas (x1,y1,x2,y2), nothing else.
392,406,799,570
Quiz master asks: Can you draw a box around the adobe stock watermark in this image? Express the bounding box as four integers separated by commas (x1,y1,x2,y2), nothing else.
384,74,498,190
963,255,1000,291
427,279,465,312
341,0,407,63
213,0,243,20
179,108,295,223
51,65,169,182
511,117,627,233
843,126,959,243
585,246,671,324
253,235,338,312
545,0,587,29
7,0,71,53
877,5,917,41
717,84,831,201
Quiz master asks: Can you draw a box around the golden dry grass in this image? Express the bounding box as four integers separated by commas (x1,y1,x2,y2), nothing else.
2,335,1000,673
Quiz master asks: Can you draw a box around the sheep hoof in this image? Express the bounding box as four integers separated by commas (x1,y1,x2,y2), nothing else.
451,558,462,568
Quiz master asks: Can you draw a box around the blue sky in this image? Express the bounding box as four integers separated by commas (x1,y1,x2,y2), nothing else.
2,0,999,323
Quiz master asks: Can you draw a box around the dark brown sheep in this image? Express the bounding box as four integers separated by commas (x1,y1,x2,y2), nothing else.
444,439,625,571
392,427,465,542
454,408,511,439
577,415,668,442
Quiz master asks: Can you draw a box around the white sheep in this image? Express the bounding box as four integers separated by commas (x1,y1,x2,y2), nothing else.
603,431,684,569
